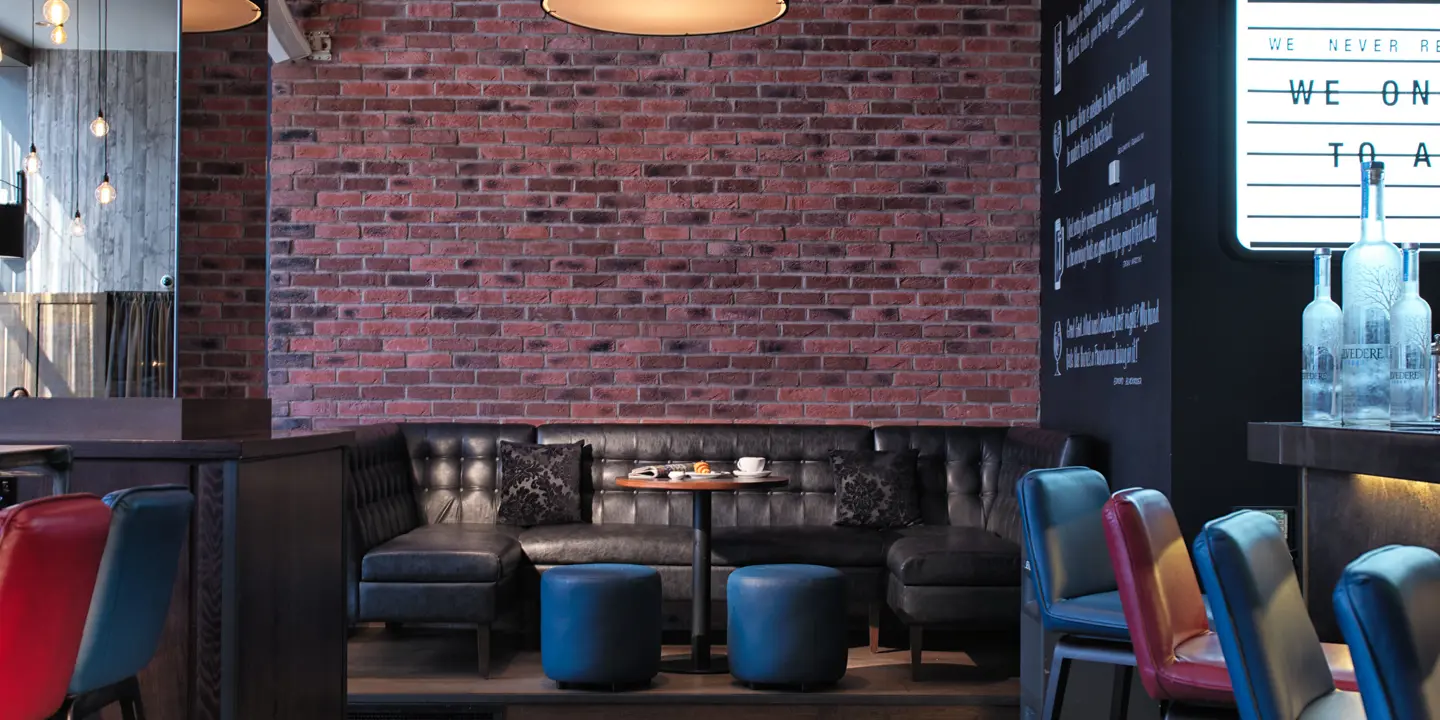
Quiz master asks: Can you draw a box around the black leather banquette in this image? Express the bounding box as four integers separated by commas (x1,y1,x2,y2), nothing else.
345,422,1092,677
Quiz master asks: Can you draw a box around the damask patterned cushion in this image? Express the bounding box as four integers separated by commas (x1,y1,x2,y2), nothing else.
496,440,583,527
831,449,920,529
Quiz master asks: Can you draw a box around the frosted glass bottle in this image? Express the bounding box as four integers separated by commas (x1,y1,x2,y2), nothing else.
1341,161,1403,426
1390,243,1432,421
1302,248,1341,425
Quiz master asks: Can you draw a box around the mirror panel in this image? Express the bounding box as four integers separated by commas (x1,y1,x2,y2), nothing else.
0,0,179,398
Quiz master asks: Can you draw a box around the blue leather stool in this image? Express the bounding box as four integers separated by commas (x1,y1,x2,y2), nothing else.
58,485,194,720
541,564,661,689
1018,467,1134,720
1194,510,1365,720
1333,544,1440,720
727,564,847,689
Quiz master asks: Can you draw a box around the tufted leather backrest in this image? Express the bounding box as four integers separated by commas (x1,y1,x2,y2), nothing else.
1194,511,1336,720
348,424,422,553
1333,544,1440,720
873,426,1092,543
872,426,1005,528
536,424,873,527
402,423,538,524
1103,488,1211,702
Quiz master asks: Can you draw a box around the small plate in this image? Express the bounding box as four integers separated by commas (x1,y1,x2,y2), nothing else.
687,472,726,479
732,470,772,478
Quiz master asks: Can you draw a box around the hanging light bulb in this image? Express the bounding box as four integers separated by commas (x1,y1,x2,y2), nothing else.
95,175,116,205
89,112,109,138
70,211,85,237
22,145,40,175
41,0,69,26
50,23,66,44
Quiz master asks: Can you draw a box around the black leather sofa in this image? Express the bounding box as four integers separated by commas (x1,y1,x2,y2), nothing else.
345,422,1092,678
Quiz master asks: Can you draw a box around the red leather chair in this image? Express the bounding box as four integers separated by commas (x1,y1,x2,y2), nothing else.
0,495,111,720
1101,488,1356,713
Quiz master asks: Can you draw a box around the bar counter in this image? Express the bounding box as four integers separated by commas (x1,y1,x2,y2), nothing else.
1249,422,1440,641
2,430,352,720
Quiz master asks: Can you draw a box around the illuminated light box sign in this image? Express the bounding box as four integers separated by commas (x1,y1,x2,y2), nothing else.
1236,0,1440,251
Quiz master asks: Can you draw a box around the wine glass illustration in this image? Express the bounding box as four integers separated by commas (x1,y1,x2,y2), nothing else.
1054,219,1065,290
1053,321,1063,377
1052,121,1063,194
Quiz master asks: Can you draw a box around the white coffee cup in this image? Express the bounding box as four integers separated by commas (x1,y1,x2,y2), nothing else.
737,457,767,473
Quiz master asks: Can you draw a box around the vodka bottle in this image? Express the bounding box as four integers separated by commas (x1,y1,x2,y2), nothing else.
1390,243,1432,421
1341,161,1403,426
1302,248,1341,424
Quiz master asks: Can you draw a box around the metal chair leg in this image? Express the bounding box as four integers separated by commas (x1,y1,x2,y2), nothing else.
1110,664,1133,720
1042,649,1072,720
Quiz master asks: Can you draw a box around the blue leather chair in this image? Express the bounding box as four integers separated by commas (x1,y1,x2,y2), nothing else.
1194,510,1365,720
56,485,194,720
1018,467,1134,720
1333,545,1440,720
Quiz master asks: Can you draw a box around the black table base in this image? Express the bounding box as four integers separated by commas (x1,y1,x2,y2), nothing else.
661,491,730,675
660,653,729,675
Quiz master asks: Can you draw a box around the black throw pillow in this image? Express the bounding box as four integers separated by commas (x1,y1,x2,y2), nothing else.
830,449,920,529
496,440,583,526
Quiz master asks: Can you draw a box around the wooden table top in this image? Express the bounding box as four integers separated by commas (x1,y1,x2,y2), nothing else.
617,476,789,492
0,444,72,472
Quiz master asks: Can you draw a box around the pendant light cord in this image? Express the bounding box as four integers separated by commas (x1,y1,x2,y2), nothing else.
72,2,78,214
28,0,34,144
100,0,107,177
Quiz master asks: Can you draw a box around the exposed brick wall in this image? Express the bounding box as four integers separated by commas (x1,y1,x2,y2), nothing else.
177,27,270,398
269,0,1042,430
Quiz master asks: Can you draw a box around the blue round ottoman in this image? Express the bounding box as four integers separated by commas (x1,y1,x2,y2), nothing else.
541,564,661,689
727,564,848,688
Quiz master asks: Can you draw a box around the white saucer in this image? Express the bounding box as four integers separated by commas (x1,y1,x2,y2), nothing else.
687,472,726,479
732,470,772,478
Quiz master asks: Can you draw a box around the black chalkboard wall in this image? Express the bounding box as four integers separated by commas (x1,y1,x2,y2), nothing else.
1042,0,1310,538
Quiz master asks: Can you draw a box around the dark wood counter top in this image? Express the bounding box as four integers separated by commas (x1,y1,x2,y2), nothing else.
1248,422,1440,484
0,444,71,472
0,431,353,462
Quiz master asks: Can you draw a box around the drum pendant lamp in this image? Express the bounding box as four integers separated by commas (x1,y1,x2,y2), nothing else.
542,0,787,36
182,0,262,33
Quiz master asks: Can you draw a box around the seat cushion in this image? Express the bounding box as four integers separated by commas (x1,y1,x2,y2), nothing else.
361,524,523,583
1044,589,1129,640
1171,631,1360,696
884,525,1021,586
520,523,693,566
713,526,886,567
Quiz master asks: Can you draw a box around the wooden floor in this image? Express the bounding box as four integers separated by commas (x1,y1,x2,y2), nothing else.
349,627,1021,719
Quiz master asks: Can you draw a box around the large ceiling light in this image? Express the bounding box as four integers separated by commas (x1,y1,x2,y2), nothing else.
183,0,262,33
542,0,786,36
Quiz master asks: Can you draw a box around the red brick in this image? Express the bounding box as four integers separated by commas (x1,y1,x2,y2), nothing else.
268,0,1042,427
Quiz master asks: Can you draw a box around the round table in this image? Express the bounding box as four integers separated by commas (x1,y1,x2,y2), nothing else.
616,475,788,674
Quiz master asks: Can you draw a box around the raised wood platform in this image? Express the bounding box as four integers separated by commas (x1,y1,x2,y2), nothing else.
349,627,1020,719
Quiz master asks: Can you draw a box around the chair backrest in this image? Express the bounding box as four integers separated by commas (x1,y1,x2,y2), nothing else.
69,485,194,694
1333,544,1440,720
0,494,110,720
1017,467,1115,612
1103,488,1211,701
1194,510,1336,720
